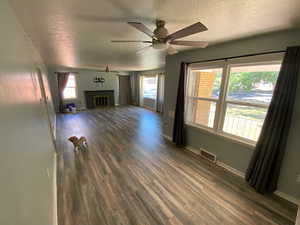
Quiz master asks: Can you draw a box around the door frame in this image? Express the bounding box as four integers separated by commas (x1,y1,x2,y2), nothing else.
36,68,57,151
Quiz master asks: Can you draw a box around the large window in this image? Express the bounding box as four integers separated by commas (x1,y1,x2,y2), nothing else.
186,54,282,144
63,74,77,99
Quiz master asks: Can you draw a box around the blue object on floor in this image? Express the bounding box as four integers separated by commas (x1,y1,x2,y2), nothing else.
66,103,76,111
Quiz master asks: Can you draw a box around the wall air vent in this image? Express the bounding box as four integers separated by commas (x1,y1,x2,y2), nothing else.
200,148,217,163
186,147,217,163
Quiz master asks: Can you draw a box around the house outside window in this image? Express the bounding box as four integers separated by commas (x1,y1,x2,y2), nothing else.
185,53,283,145
63,74,77,99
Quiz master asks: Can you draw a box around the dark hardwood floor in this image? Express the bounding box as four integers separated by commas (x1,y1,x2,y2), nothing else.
56,106,297,225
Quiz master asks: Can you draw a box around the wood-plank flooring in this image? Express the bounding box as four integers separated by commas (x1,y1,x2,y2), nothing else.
56,106,297,225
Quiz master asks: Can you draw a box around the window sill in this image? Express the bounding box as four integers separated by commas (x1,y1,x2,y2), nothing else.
185,122,256,149
63,98,77,101
143,97,156,100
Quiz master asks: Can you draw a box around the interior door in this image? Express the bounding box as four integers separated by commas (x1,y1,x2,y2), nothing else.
118,75,131,105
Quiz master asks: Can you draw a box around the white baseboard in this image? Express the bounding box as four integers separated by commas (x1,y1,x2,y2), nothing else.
162,134,300,206
216,161,246,178
274,191,300,206
216,160,300,206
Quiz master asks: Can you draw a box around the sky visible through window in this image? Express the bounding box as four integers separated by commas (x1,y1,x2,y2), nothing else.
63,74,77,99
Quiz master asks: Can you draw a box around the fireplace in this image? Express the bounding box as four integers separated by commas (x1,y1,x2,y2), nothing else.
94,95,109,106
85,90,114,109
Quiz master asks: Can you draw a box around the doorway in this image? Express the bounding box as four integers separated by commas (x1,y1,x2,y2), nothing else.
119,75,131,105
140,75,158,111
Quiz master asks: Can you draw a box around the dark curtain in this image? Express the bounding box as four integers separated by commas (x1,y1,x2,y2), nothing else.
172,62,187,147
157,73,165,113
246,46,300,193
57,72,70,113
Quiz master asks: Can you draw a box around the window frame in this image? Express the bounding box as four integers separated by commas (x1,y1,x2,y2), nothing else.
63,74,77,100
185,62,225,131
139,74,160,111
185,53,284,146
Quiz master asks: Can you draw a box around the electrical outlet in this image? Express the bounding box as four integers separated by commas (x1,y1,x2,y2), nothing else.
297,174,300,183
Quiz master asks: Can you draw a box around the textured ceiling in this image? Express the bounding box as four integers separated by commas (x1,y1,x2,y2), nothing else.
9,0,300,71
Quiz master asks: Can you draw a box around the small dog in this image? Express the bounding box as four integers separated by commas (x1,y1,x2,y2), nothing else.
68,136,88,152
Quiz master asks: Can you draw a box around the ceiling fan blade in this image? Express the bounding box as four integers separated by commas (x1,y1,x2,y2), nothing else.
128,22,154,38
167,46,178,55
167,22,208,41
111,40,152,43
170,40,209,48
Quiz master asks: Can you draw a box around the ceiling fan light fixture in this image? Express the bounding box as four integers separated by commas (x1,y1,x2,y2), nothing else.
152,42,169,50
167,46,178,55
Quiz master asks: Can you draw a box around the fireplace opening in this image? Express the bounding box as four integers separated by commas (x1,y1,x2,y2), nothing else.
85,90,114,109
93,95,110,107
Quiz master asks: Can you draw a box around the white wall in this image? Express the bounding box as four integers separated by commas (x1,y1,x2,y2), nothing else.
48,68,120,110
0,1,56,225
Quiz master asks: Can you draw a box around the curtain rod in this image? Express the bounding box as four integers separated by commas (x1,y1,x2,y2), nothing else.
186,50,286,65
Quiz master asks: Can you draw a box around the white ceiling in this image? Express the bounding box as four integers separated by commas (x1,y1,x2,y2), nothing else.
10,0,300,71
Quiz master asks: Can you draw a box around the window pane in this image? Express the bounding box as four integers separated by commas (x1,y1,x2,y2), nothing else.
143,76,157,99
66,75,76,87
223,104,267,141
188,68,222,99
186,99,216,128
63,87,76,99
227,64,280,104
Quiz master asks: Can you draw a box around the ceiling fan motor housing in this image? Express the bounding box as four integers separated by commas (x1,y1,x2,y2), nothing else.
154,20,168,39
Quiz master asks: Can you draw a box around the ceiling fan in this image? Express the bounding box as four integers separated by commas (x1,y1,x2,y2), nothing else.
111,20,209,55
